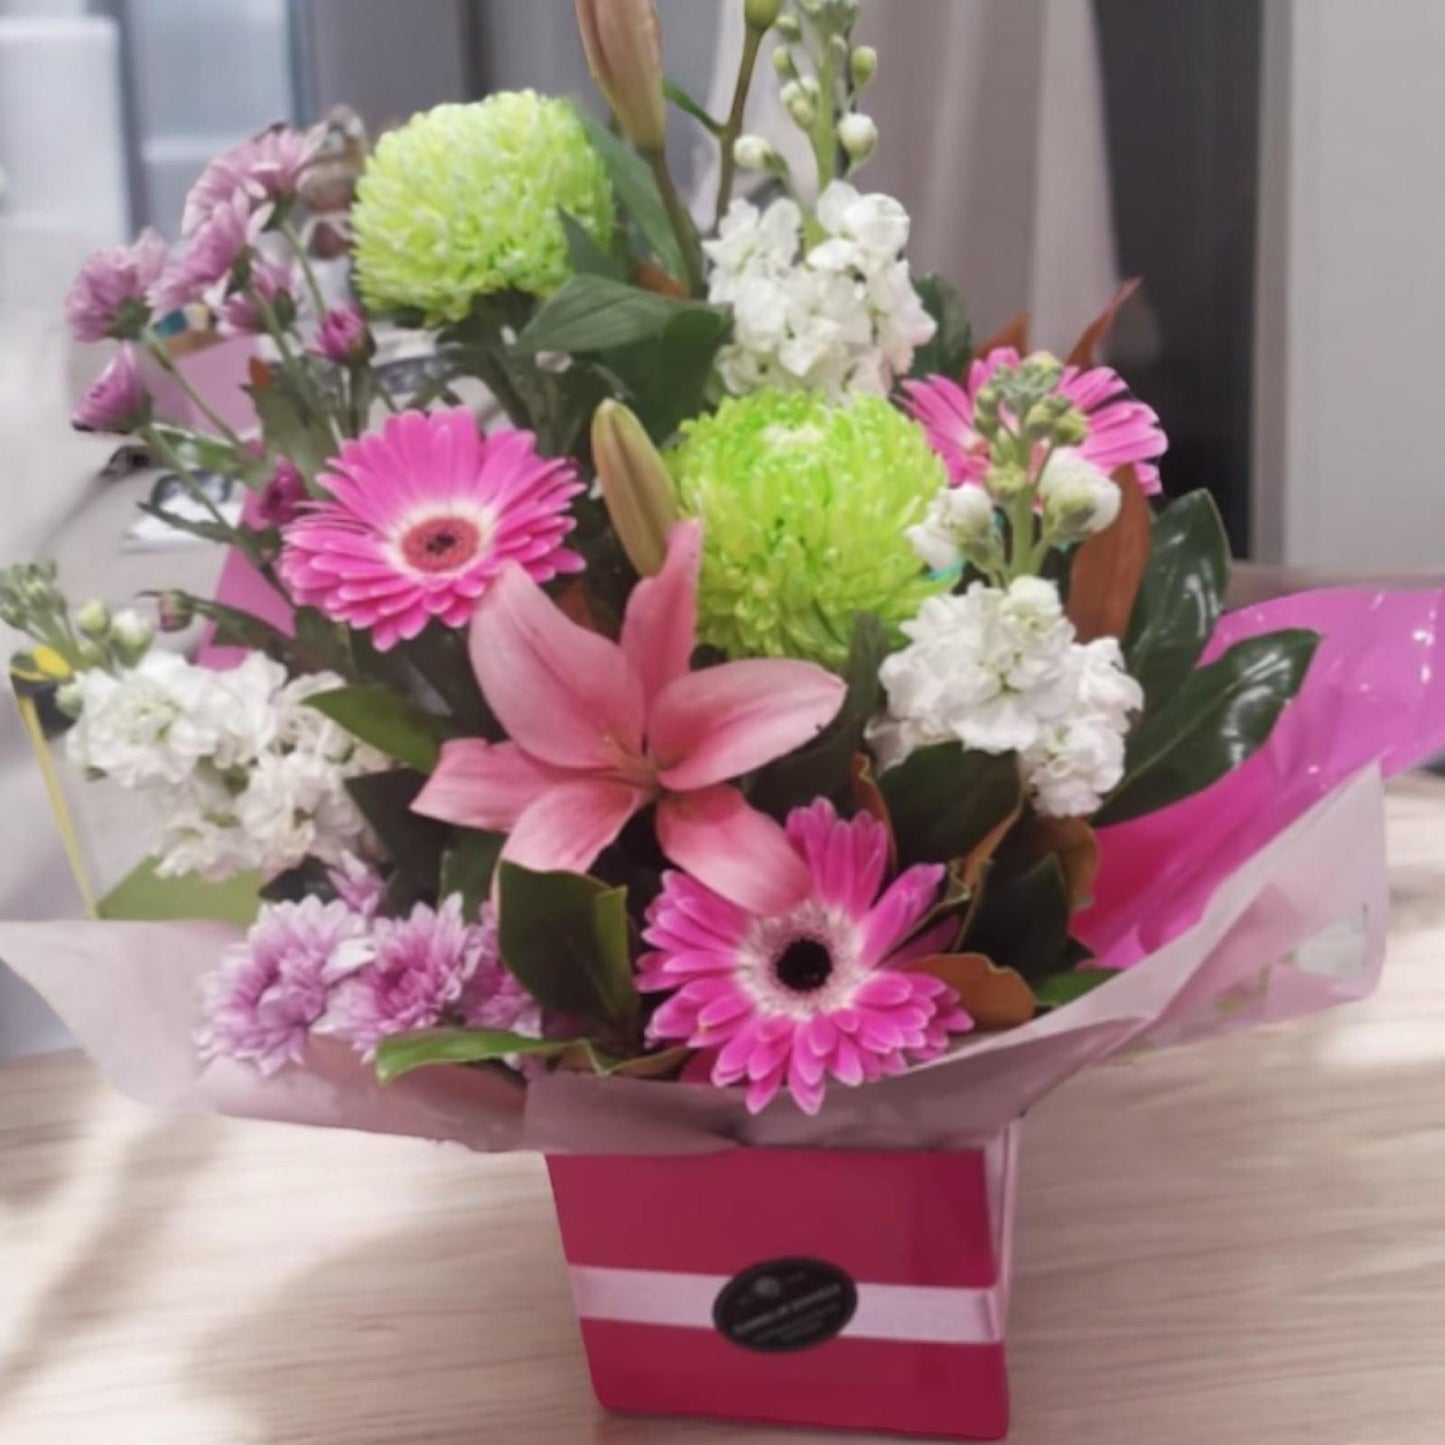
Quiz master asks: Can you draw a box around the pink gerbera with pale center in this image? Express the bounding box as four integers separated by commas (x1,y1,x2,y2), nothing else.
902,345,1167,495
280,408,584,651
638,798,972,1116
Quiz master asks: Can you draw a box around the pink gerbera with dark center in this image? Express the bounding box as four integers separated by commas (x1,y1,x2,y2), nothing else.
279,407,585,651
638,798,972,1115
903,345,1167,495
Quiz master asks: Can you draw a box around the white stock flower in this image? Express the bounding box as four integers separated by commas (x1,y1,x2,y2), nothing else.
1022,639,1143,817
704,183,935,401
1038,448,1121,541
906,485,996,572
871,579,1143,816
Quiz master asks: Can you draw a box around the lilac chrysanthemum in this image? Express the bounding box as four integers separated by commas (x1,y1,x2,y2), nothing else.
197,897,372,1076
279,407,584,651
217,255,296,335
903,345,1167,494
150,191,261,317
638,798,972,1115
72,345,150,434
322,896,491,1059
64,229,169,342
182,124,319,237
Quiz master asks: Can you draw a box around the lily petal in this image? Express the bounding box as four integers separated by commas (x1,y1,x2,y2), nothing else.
470,563,646,770
656,784,811,916
412,739,569,831
651,658,845,792
501,778,647,878
620,519,700,708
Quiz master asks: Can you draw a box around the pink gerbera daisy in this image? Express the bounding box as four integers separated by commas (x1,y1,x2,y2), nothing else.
638,798,972,1116
279,408,585,651
903,346,1167,495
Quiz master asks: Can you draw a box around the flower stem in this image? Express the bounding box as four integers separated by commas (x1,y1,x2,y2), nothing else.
141,424,237,534
713,24,765,228
809,41,839,195
254,290,344,453
279,216,329,321
646,147,703,295
142,334,249,453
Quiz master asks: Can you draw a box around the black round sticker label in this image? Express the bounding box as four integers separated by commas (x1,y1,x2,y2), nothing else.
712,1257,858,1354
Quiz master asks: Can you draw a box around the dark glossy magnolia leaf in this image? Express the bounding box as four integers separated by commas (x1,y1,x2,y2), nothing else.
1097,628,1320,826
591,304,732,440
439,830,504,918
574,110,687,276
750,614,889,818
1125,489,1230,710
962,854,1072,984
1067,465,1152,642
1065,277,1142,368
879,743,1023,872
497,863,638,1026
907,953,1036,1029
305,685,454,773
345,770,450,888
1006,814,1099,907
909,273,973,380
1033,966,1120,1009
375,1027,568,1083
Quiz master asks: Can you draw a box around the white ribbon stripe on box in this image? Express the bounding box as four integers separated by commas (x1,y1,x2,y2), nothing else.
567,1265,1006,1345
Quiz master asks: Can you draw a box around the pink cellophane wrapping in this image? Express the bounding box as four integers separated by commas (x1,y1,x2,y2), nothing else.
3,586,1444,1154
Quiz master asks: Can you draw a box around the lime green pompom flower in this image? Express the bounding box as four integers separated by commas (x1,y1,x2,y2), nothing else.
668,391,949,668
352,92,613,325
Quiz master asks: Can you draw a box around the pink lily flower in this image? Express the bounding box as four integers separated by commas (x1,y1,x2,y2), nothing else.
413,521,845,916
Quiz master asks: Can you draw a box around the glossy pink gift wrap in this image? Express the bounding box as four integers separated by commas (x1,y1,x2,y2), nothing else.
547,1130,1018,1440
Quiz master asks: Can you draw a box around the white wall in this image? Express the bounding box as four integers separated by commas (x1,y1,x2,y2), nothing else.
1256,0,1445,570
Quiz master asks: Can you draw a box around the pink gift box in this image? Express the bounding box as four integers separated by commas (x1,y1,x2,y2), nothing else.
546,1125,1019,1441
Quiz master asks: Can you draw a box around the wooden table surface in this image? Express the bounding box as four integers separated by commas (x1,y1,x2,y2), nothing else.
4,775,1445,1444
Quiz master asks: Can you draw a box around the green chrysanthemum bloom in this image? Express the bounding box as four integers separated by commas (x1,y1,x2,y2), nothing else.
352,92,613,325
668,391,949,668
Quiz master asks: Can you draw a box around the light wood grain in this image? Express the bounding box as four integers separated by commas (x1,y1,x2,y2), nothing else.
5,776,1445,1444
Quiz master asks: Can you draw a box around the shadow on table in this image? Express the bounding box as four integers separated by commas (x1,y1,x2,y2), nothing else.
0,1114,222,1410
0,1050,101,1213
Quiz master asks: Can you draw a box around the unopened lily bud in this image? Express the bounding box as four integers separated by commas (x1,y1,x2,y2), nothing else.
75,598,110,636
591,400,679,577
156,589,196,633
837,112,877,164
733,134,778,173
745,0,786,30
850,45,877,88
1038,450,1122,542
110,608,157,664
574,0,667,153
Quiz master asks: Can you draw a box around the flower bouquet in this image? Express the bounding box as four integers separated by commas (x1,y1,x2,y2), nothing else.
6,0,1445,1439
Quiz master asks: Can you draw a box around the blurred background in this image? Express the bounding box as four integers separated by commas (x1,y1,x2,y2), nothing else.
0,0,1441,1053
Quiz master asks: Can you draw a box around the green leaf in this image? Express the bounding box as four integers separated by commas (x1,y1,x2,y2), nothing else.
596,305,732,440
879,743,1024,871
908,273,973,380
514,273,728,358
304,685,454,772
1125,490,1230,710
559,209,629,283
98,856,261,925
345,770,450,888
497,862,639,1026
962,854,1072,984
136,500,236,550
664,75,725,134
150,423,270,487
248,379,336,482
375,1027,567,1083
575,109,686,277
439,830,504,917
165,594,295,663
1097,628,1320,826
751,614,889,817
1033,966,1119,1009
